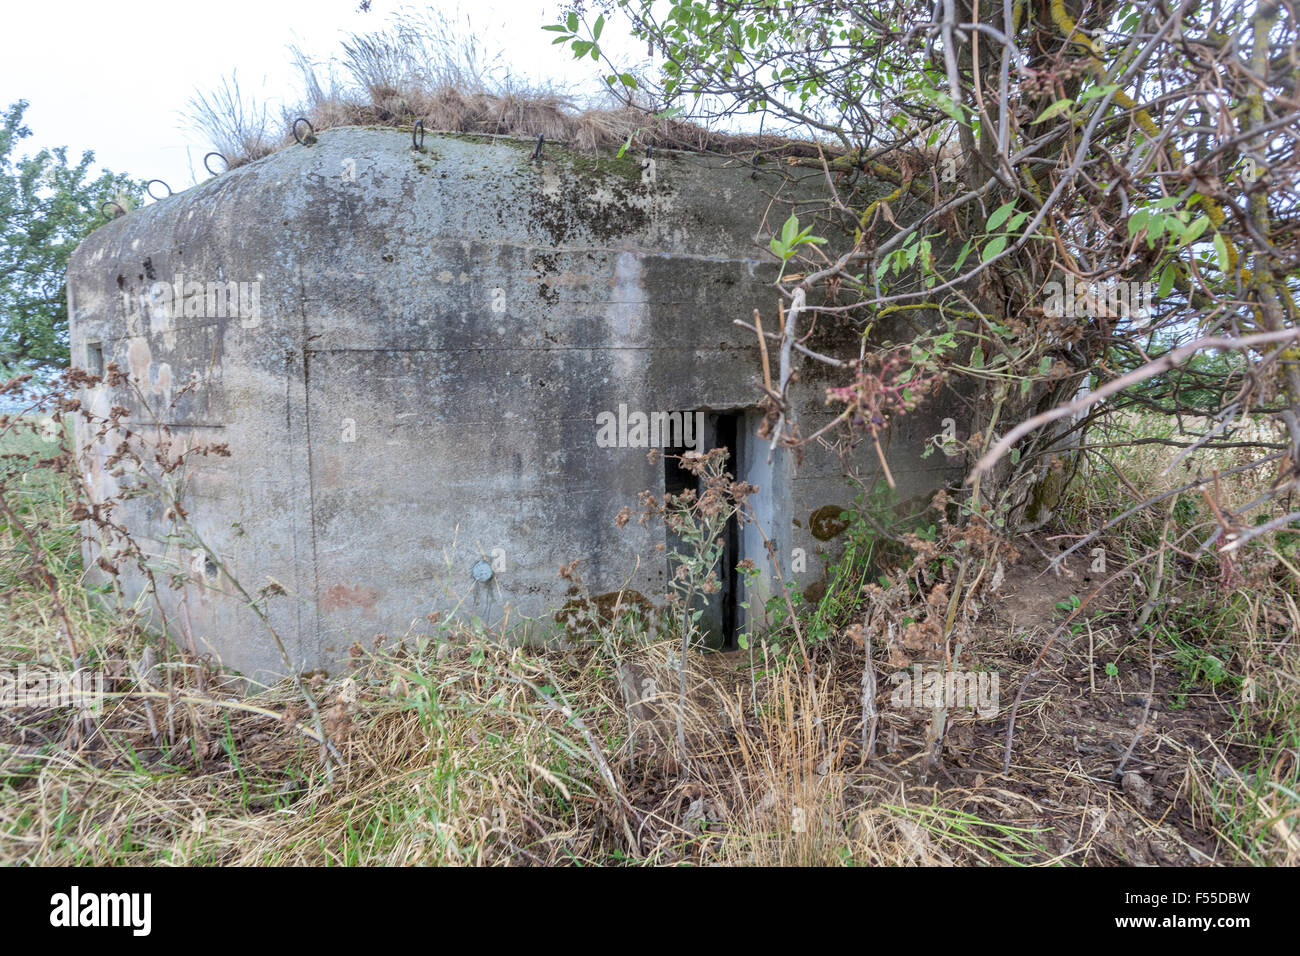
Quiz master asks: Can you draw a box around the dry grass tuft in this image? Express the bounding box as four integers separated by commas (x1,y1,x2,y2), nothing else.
188,8,819,169
187,72,278,168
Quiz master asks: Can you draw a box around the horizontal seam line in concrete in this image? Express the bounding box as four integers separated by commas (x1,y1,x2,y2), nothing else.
304,345,754,352
446,250,768,265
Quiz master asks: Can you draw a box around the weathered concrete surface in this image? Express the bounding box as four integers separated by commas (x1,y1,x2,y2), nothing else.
68,127,963,681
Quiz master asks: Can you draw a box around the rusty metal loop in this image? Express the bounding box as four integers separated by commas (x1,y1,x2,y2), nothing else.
412,120,425,150
101,200,126,220
292,117,316,146
203,152,229,176
145,179,172,200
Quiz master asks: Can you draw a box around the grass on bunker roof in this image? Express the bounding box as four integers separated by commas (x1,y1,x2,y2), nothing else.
187,8,837,172
0,414,1297,866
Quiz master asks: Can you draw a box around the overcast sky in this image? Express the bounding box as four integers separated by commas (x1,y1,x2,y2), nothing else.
2,0,640,192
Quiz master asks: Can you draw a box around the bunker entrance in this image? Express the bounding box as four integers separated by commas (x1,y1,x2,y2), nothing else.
664,410,749,650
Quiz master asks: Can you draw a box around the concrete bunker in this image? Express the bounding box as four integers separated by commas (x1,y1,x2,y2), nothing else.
68,127,963,682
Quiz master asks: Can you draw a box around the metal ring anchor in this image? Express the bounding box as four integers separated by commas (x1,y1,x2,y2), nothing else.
203,152,229,176
530,133,544,163
145,179,172,200
412,120,425,151
292,117,316,146
101,200,126,220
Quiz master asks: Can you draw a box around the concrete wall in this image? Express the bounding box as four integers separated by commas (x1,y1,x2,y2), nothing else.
68,127,963,682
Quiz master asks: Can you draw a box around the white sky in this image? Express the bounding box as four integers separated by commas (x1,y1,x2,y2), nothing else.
1,0,642,192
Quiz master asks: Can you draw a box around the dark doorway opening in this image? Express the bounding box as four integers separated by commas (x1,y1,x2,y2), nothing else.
663,411,743,650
